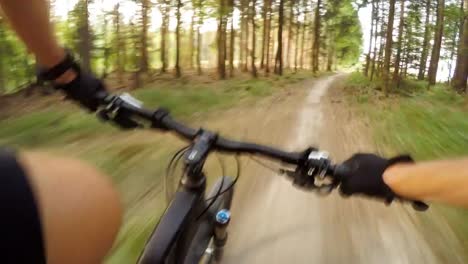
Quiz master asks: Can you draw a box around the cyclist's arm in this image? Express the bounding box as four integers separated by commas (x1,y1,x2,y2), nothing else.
19,151,122,263
0,0,76,83
384,158,468,208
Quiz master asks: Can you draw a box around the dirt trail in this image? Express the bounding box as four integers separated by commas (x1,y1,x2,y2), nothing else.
213,74,465,264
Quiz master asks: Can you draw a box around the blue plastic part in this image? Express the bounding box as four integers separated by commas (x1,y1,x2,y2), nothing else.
215,209,231,224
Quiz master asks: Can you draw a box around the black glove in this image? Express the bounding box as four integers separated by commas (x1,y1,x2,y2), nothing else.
37,50,106,112
54,71,106,112
338,153,412,203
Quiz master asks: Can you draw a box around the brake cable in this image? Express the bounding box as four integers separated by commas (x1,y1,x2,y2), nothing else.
248,155,282,174
197,155,241,220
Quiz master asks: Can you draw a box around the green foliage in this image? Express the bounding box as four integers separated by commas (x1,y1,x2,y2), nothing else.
324,0,363,66
0,110,113,147
373,91,468,159
346,71,372,88
0,18,35,93
403,1,425,73
442,1,464,65
347,74,467,160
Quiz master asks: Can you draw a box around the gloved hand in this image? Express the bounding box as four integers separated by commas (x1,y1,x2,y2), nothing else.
54,71,106,112
337,153,413,203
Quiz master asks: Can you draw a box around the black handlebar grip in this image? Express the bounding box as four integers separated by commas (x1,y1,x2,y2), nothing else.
332,164,351,181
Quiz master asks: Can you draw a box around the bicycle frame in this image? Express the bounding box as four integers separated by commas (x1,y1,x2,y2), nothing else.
138,131,222,264
138,183,208,263
96,92,429,262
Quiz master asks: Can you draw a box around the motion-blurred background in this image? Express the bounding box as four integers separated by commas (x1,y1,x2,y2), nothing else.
0,0,467,263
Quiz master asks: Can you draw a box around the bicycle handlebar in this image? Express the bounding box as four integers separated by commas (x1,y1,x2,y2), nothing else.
95,91,428,211
97,92,310,166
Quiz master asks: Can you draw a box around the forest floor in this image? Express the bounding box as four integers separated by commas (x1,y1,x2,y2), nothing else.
0,72,466,263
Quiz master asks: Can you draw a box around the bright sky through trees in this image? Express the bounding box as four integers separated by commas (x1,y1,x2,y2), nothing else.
54,1,454,80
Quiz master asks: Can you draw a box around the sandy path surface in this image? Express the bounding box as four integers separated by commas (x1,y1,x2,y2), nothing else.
209,74,466,264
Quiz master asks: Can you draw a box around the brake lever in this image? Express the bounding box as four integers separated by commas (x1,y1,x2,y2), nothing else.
279,168,338,196
315,185,335,196
279,168,295,178
97,93,145,129
97,108,143,129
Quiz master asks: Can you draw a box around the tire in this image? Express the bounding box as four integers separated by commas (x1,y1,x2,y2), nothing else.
182,176,235,264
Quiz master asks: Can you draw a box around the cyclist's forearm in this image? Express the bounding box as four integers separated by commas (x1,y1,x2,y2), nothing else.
0,0,65,67
383,158,468,208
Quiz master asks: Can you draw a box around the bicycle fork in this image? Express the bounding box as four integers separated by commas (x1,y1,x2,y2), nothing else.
210,209,231,262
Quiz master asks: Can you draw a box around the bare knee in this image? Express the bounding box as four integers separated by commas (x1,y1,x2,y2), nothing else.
19,152,122,264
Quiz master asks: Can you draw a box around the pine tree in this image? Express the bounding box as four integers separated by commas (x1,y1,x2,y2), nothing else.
392,0,405,83
312,0,322,73
175,0,183,77
452,0,468,92
274,0,285,75
418,0,432,80
250,0,258,77
382,0,396,94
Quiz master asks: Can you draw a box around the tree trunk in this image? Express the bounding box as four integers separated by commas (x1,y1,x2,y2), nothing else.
402,39,410,80
102,16,110,79
365,0,376,77
448,17,460,83
427,0,445,85
312,0,321,73
286,0,295,68
243,0,250,72
382,0,396,95
326,35,334,72
275,0,285,75
245,0,250,72
132,21,142,89
265,2,273,74
376,0,387,77
300,6,307,69
217,0,227,79
261,0,270,69
189,12,195,69
140,0,150,73
79,0,91,73
239,8,244,70
175,0,182,78
239,0,246,71
113,4,124,83
418,0,432,80
239,0,249,72
229,14,235,77
197,0,203,75
294,3,300,71
160,3,169,73
0,18,5,93
392,0,405,83
251,0,258,77
370,0,380,80
377,36,386,76
452,0,468,92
